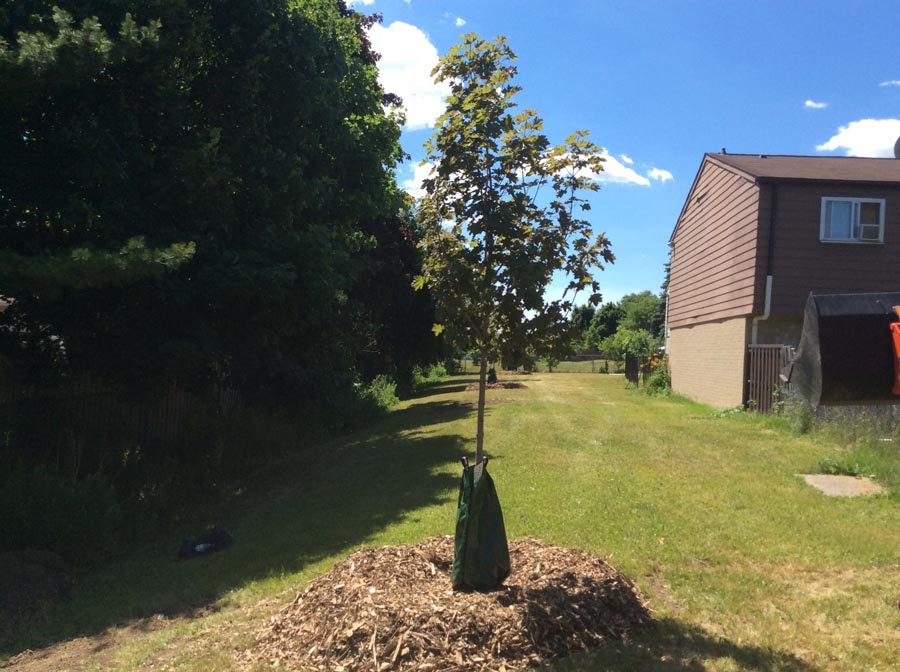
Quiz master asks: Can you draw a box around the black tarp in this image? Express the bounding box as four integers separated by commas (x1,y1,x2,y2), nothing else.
451,457,510,591
783,292,900,406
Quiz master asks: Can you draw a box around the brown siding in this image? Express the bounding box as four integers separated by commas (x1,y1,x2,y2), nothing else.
668,160,762,328
668,317,749,407
768,183,900,315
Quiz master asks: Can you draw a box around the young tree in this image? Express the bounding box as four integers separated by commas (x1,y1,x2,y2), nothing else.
416,34,614,464
600,328,657,361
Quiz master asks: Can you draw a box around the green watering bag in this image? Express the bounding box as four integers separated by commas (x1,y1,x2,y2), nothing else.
451,457,510,591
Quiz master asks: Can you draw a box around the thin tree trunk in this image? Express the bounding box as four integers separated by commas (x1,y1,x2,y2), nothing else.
475,348,488,464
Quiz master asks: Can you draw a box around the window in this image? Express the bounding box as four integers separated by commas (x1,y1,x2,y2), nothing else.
820,197,885,243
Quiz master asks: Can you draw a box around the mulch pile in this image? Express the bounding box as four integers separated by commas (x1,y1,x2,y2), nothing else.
463,382,526,391
247,537,652,671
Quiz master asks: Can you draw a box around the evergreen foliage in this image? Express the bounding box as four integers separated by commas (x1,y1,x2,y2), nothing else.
586,301,625,349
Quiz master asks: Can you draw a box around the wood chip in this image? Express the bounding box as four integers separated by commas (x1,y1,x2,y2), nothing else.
242,537,652,671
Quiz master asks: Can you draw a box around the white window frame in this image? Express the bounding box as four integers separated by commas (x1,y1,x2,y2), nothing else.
820,196,885,244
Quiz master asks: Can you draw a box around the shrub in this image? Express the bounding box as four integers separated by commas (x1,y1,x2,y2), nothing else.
816,457,870,478
360,374,400,410
643,366,671,396
599,328,658,361
412,364,446,388
0,463,124,564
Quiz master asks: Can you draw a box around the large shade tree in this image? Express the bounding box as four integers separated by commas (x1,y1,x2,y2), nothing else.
416,34,614,463
0,1,412,406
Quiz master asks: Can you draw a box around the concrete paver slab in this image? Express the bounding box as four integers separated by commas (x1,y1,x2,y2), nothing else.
799,474,887,497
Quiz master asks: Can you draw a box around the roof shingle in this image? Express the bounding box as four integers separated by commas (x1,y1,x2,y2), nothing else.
709,153,900,183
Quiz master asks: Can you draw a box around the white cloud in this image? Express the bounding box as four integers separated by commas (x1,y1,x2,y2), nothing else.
368,21,450,131
402,162,434,199
879,80,900,87
594,152,650,186
578,153,674,187
804,99,828,109
410,151,670,194
647,167,674,183
347,0,375,5
816,118,900,156
455,17,467,27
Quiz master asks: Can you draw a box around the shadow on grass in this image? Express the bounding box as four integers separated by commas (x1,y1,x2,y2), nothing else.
403,376,475,400
402,373,541,401
550,617,818,671
2,397,474,657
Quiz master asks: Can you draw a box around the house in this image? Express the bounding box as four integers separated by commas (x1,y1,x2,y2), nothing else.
666,151,900,408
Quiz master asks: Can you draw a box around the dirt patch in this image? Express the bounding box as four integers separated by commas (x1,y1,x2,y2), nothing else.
642,570,681,613
799,474,887,497
2,618,159,672
246,536,652,671
463,382,526,391
1,607,220,672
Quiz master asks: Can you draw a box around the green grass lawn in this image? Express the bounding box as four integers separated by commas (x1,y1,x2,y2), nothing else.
5,374,899,671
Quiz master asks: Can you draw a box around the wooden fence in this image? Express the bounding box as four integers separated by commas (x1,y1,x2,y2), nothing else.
0,373,241,464
747,344,795,413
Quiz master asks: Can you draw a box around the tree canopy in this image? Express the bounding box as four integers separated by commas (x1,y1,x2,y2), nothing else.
416,34,613,462
619,291,662,333
570,304,596,342
586,301,625,349
0,1,425,405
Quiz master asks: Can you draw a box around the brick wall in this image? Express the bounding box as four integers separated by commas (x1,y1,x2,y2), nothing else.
668,316,749,408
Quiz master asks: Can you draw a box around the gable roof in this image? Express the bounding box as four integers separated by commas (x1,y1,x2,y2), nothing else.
708,152,900,184
670,152,900,243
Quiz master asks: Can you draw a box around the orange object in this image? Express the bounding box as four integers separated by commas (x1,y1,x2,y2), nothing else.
892,306,900,396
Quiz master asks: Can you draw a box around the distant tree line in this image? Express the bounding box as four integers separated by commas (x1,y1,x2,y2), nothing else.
569,286,667,360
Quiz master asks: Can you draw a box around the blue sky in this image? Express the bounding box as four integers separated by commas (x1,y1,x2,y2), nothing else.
356,0,900,304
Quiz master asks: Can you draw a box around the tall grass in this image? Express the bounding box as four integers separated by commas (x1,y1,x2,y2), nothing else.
809,406,900,494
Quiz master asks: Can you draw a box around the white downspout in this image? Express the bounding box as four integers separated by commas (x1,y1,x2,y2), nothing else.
751,275,773,344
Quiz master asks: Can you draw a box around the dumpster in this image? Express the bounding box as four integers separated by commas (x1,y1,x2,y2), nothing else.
783,292,900,406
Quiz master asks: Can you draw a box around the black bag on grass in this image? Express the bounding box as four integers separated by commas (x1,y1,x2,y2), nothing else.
451,457,510,591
